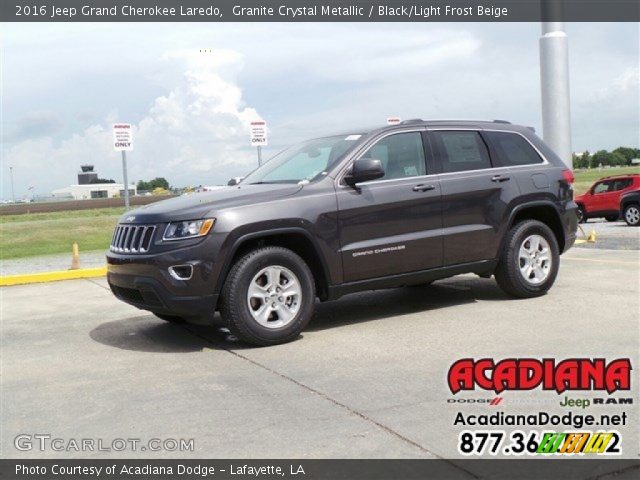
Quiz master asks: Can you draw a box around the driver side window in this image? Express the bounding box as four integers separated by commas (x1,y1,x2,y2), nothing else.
593,181,611,194
360,132,426,181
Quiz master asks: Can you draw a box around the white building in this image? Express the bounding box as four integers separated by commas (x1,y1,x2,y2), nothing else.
52,183,136,200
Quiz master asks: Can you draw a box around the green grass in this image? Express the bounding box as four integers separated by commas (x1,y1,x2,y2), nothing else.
0,207,124,260
573,166,640,195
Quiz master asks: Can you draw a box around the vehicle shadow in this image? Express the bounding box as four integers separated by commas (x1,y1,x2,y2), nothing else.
308,277,510,332
90,276,511,352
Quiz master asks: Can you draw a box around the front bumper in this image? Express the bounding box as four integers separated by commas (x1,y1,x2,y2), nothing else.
106,243,219,318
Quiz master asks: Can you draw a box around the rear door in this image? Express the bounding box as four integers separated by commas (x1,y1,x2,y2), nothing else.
336,130,443,282
429,129,520,265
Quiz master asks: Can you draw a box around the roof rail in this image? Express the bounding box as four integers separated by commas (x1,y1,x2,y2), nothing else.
492,119,512,124
399,118,424,125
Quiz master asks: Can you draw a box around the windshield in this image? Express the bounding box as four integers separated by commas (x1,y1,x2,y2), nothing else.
243,134,362,184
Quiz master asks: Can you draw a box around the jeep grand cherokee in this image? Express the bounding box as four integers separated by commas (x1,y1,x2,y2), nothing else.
107,120,578,346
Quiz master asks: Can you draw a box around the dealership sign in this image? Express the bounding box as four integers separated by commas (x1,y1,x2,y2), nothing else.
448,358,632,394
113,124,133,151
387,117,401,125
250,120,268,147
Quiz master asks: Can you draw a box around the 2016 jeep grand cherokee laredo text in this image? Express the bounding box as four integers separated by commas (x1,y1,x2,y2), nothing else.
107,120,578,346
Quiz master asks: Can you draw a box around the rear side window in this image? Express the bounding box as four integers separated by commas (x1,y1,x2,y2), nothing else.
611,178,633,191
483,131,544,166
431,131,492,173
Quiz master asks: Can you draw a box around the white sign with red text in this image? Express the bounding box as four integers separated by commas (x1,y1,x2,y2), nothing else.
250,120,268,147
113,124,133,151
387,117,401,125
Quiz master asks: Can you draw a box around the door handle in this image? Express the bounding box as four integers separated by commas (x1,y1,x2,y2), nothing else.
491,175,511,183
412,184,436,192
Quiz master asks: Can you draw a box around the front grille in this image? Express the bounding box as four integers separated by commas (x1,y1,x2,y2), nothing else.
110,224,156,253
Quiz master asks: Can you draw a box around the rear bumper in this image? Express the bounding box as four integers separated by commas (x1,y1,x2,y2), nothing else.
106,244,220,318
562,201,579,253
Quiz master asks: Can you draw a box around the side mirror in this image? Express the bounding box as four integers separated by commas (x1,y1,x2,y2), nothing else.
345,158,385,186
227,177,244,186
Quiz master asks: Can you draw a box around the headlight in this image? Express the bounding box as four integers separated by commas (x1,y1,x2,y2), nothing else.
163,219,215,241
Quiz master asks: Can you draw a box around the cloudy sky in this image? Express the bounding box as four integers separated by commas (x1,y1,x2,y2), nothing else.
1,22,638,199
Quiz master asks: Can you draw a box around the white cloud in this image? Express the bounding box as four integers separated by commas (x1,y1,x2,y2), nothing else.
4,48,263,192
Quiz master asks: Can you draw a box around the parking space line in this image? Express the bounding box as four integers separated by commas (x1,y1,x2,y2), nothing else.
563,257,638,266
183,325,479,478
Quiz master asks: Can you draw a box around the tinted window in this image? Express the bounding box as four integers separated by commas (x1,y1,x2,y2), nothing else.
432,131,491,173
611,179,632,191
482,131,544,166
360,132,426,180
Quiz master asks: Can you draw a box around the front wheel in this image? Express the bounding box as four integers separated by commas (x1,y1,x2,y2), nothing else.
220,246,316,346
623,204,640,226
494,220,560,298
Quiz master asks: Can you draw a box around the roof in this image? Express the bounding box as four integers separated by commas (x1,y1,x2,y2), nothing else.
335,119,534,138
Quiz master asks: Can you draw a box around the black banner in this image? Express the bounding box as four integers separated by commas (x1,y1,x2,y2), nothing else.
2,459,640,480
2,0,640,22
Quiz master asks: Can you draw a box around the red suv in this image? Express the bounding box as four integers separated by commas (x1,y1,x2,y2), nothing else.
575,174,640,223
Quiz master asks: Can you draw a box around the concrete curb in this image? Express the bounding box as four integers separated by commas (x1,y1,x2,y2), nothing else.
0,266,107,286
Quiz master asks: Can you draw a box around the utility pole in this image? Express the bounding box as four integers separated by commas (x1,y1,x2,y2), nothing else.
9,166,15,202
540,1,572,168
257,145,263,166
121,151,130,209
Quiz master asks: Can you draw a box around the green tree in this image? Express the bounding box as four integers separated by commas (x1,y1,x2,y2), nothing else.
573,151,590,169
613,147,640,165
148,177,170,190
591,150,613,168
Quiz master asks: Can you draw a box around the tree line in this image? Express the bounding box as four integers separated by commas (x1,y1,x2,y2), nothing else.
573,147,640,169
136,177,170,191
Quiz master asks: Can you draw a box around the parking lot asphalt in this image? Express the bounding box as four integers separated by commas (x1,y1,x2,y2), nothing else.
1,247,638,470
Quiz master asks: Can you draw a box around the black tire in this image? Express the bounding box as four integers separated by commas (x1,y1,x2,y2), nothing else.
576,205,586,223
153,313,186,324
605,215,619,222
220,246,315,346
623,203,640,226
494,220,560,298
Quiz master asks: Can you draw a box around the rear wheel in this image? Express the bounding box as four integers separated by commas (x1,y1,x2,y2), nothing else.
220,246,315,346
623,204,640,226
495,220,560,298
153,313,186,324
605,215,619,222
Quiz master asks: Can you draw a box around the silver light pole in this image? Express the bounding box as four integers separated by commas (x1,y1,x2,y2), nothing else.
540,15,572,168
9,166,15,202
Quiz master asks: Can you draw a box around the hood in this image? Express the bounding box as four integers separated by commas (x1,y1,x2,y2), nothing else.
119,184,303,224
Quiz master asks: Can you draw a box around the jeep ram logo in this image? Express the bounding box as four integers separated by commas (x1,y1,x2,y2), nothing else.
448,358,632,395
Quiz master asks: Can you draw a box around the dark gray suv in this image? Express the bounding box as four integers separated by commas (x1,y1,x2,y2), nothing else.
107,120,578,345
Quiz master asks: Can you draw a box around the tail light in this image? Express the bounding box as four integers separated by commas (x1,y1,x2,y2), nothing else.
562,169,575,184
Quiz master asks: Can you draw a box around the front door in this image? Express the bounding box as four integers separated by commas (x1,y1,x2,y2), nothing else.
336,130,443,282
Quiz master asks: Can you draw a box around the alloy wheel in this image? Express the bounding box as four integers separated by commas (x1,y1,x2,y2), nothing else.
518,234,552,285
246,265,302,328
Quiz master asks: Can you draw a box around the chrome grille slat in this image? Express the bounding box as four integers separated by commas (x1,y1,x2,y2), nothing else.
110,224,156,254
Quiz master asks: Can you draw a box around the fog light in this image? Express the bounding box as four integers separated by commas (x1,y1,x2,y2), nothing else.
168,265,193,281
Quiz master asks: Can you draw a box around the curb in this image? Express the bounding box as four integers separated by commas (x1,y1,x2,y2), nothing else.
0,266,107,286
